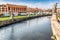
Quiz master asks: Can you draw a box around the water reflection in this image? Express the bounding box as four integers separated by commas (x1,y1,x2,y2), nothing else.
0,16,52,40
9,25,14,40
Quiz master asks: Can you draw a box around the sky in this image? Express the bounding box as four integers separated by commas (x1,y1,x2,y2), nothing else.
0,0,60,9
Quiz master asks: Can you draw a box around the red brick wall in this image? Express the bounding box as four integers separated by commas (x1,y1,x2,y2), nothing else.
6,4,27,14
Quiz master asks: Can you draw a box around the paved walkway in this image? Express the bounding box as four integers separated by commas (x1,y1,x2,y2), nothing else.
51,13,60,40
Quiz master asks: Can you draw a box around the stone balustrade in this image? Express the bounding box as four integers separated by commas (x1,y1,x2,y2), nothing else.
51,13,60,40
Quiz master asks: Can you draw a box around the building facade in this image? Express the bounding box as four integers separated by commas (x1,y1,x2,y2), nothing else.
0,4,27,16
27,8,39,14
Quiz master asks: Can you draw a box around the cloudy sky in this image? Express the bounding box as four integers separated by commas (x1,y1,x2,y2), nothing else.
0,0,60,9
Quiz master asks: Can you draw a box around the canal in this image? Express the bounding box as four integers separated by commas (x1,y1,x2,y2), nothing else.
0,16,52,40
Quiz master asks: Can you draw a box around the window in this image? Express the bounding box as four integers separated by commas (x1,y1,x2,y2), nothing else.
8,7,10,10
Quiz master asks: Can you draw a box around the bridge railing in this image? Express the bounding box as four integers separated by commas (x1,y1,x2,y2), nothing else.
51,14,60,40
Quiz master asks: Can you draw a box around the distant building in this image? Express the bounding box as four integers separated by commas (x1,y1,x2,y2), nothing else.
27,8,39,14
0,4,27,16
0,4,42,17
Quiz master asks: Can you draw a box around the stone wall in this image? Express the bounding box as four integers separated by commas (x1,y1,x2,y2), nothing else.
0,14,51,28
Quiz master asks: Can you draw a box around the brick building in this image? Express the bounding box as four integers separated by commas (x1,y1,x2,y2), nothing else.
27,8,39,14
0,4,27,16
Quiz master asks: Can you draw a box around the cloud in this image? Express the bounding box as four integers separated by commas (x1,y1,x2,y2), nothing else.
0,1,37,8
30,2,54,9
0,0,60,9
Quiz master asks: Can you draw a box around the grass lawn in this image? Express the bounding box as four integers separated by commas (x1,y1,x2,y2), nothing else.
0,16,27,21
0,14,37,21
58,15,60,18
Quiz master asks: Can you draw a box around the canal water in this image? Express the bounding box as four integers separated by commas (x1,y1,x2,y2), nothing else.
0,16,52,40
